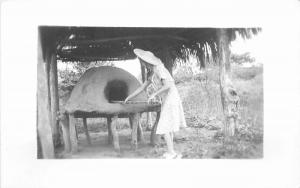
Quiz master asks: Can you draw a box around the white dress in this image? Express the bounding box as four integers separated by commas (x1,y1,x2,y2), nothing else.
149,64,187,134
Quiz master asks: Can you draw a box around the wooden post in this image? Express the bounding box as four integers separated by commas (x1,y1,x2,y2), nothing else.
49,53,61,147
151,111,161,146
82,118,91,145
69,114,78,153
110,116,120,151
107,117,113,145
37,31,55,158
217,28,239,137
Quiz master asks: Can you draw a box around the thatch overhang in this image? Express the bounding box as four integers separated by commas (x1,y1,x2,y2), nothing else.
39,26,261,66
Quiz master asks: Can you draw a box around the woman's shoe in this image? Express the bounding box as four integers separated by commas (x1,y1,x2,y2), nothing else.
162,152,182,159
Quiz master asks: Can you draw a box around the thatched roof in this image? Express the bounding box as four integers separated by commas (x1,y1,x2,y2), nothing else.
39,26,261,66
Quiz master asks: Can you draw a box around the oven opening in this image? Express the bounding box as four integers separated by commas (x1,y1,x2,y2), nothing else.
104,80,129,103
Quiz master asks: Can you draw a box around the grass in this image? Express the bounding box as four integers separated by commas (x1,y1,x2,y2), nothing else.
62,63,263,159
173,63,263,158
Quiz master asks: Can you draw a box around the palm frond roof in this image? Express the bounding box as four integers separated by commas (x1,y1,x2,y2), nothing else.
40,26,261,64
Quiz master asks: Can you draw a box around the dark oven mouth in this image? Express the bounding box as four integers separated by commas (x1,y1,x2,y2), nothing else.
104,79,129,103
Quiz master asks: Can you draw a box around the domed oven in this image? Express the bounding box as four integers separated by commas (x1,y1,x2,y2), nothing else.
61,66,161,153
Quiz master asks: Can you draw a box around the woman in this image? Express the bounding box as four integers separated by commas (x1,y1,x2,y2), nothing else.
124,48,187,159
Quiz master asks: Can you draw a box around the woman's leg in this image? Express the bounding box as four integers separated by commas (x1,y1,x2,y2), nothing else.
164,132,175,154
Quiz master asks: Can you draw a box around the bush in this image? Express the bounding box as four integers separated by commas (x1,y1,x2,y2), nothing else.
231,52,255,65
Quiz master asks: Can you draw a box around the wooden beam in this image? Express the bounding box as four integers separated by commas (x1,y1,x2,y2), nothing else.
59,35,188,46
37,32,55,159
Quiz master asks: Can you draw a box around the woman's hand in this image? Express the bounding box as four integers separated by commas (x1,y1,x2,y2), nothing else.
147,95,155,103
124,96,131,104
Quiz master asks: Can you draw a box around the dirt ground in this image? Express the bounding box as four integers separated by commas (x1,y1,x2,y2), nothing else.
58,125,262,159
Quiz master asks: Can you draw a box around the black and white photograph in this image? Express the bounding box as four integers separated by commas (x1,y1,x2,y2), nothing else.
37,26,263,159
1,0,300,188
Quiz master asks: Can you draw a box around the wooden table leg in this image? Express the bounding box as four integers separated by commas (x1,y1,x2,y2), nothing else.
61,115,71,153
110,115,120,151
151,111,160,146
69,114,78,153
130,113,140,150
137,113,144,143
83,117,91,145
129,113,144,143
107,117,113,145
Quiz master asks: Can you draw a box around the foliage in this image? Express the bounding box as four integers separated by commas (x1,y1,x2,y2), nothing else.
230,52,256,64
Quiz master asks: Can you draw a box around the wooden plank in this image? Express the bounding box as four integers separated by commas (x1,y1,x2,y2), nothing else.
82,118,91,145
69,114,78,153
37,32,55,158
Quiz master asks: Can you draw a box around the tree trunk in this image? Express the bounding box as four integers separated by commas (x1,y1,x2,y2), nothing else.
49,53,61,147
37,32,55,158
217,29,239,137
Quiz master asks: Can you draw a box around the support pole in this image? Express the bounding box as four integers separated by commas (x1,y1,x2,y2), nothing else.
37,31,55,158
49,53,61,147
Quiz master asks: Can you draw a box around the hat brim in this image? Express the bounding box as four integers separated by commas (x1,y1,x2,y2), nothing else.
133,49,162,66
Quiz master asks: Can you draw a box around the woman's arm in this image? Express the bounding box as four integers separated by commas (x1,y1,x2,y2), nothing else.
124,79,152,103
148,79,172,102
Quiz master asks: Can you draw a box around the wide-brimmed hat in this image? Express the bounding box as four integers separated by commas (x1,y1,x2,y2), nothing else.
133,48,162,66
